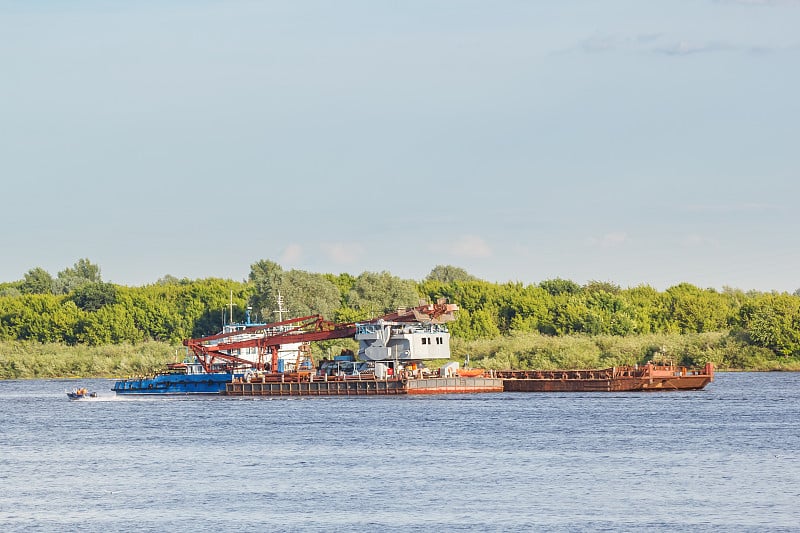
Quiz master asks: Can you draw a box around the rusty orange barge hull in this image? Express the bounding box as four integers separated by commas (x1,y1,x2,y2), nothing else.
224,376,503,397
498,363,714,392
222,363,712,396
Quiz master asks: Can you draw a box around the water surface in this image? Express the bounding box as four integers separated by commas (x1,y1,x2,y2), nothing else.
1,373,798,531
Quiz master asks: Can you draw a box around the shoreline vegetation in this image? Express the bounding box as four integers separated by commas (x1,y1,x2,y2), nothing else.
3,259,800,379
2,331,799,380
0,341,178,380
452,331,800,372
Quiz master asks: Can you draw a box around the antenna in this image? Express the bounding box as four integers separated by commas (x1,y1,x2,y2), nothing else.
275,291,285,322
229,290,234,325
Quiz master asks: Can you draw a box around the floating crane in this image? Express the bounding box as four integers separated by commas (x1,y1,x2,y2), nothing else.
182,300,458,374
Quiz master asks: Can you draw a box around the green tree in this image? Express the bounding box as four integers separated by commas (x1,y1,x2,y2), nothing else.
549,294,589,335
12,295,81,343
77,304,141,345
70,282,119,312
156,274,183,285
247,259,284,319
497,283,551,334
449,308,501,340
332,306,369,324
324,273,356,301
447,280,500,312
583,280,621,294
583,284,635,335
426,265,478,283
739,294,800,356
347,271,420,317
665,283,728,333
622,285,662,334
20,267,54,294
280,270,342,319
0,284,22,297
54,259,102,294
539,278,581,296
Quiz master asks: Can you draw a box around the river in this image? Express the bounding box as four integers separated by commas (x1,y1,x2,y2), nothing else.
1,372,798,531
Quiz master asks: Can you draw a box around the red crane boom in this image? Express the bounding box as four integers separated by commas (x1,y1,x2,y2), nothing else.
182,301,458,373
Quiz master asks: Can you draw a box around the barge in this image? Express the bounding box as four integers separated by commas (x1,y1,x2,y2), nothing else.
112,294,713,397
498,362,714,392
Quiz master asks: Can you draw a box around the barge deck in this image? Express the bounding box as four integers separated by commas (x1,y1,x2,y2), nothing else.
497,362,714,392
224,375,504,396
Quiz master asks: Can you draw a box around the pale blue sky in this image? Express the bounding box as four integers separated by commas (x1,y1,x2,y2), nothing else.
2,1,798,291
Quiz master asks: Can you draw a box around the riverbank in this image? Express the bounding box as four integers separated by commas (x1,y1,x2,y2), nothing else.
450,331,800,372
0,341,176,379
2,332,800,380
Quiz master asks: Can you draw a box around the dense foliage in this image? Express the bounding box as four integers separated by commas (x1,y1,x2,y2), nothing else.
2,259,800,377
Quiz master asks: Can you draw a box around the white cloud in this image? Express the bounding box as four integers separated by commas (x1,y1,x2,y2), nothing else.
447,235,492,258
685,202,779,213
280,243,303,264
581,35,618,53
578,34,663,53
570,33,777,57
654,40,733,56
682,234,718,247
320,242,365,264
588,232,628,248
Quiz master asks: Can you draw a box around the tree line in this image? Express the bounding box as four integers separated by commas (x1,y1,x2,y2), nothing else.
1,259,799,362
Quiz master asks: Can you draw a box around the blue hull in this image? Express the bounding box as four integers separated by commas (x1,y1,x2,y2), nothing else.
112,373,237,395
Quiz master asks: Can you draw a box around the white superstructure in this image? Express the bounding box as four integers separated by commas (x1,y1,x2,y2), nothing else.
355,320,452,361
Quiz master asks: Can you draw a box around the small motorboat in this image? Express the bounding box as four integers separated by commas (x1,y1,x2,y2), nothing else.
67,387,97,400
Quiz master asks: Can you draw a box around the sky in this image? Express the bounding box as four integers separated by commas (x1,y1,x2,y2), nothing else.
1,0,799,292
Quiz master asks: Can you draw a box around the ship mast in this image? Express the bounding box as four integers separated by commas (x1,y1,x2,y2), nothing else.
275,291,286,322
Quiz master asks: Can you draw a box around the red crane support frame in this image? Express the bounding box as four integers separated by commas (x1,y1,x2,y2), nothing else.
182,302,458,373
